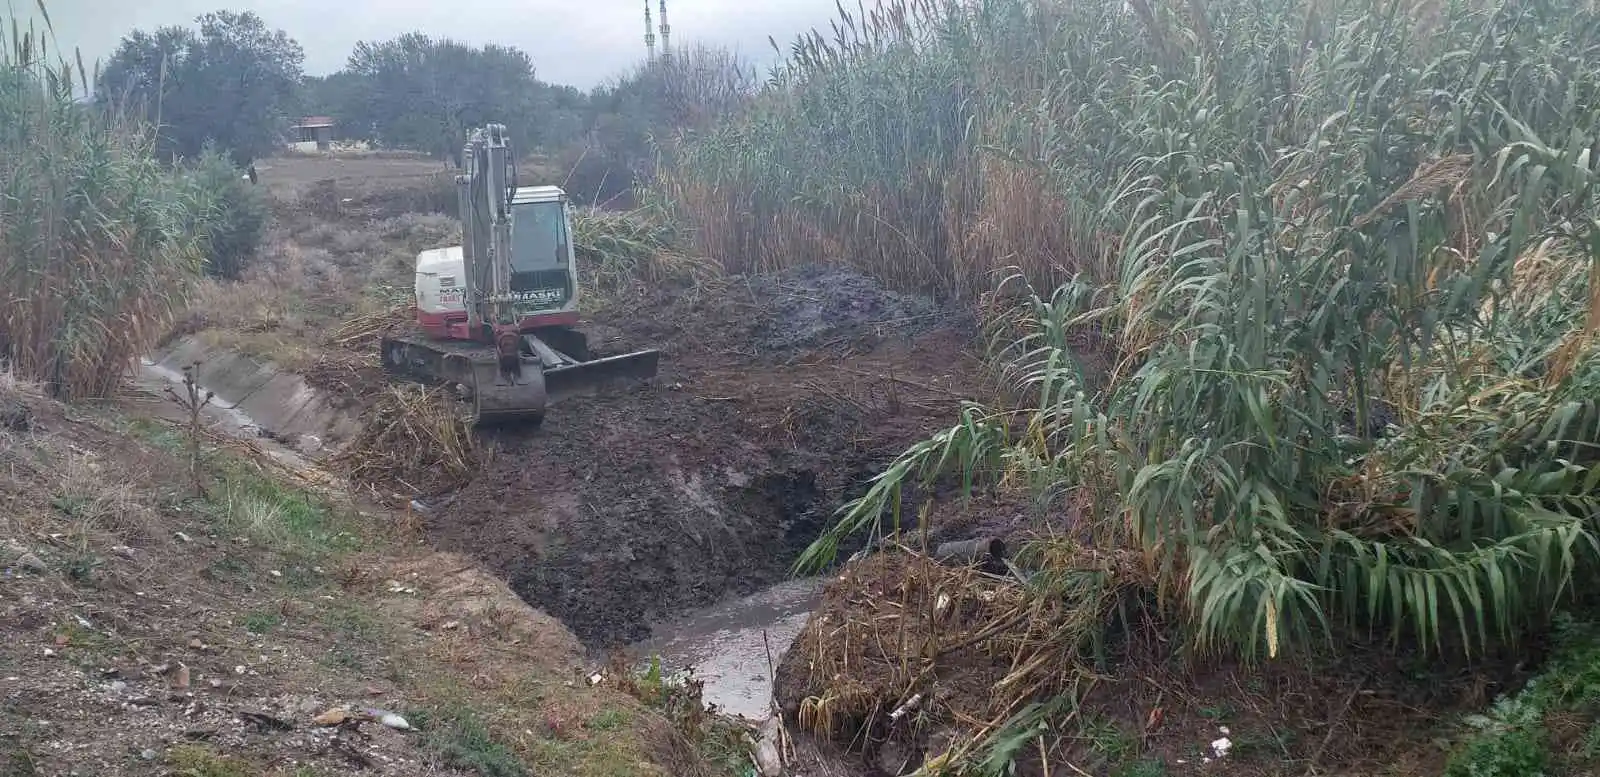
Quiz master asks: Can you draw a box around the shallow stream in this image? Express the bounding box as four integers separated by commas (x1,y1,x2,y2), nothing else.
628,576,824,721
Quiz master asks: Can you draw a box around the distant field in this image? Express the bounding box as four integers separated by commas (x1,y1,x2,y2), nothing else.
254,152,452,198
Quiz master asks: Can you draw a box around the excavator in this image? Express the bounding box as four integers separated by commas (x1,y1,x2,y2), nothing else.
379,123,660,426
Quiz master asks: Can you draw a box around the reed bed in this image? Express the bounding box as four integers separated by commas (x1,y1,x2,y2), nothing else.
0,4,210,400
572,207,719,295
767,0,1600,658
736,0,1600,769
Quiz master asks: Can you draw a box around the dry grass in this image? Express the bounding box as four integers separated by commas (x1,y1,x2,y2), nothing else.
49,449,161,542
328,384,479,497
784,543,1147,759
326,304,414,349
0,367,160,548
180,201,451,369
0,362,39,398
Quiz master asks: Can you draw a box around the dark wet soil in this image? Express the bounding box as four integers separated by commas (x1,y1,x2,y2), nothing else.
423,265,986,648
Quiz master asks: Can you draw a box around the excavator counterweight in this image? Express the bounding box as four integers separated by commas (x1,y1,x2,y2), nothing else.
378,124,659,427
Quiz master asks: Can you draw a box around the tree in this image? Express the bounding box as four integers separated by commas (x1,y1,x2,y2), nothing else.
320,34,599,160
336,34,542,158
565,44,756,205
98,11,304,164
298,71,367,134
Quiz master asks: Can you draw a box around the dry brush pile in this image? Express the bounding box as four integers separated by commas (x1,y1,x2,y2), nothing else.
781,542,1150,768
674,0,1600,772
328,384,480,497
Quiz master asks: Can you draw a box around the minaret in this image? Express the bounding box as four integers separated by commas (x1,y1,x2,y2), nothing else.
658,0,671,61
644,1,656,62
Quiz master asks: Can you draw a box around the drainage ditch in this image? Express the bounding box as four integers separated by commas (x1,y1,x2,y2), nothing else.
138,337,885,722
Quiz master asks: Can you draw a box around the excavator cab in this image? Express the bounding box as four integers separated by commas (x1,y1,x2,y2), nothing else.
504,187,578,319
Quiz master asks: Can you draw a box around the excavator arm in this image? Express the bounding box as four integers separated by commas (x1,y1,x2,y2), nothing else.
457,123,519,336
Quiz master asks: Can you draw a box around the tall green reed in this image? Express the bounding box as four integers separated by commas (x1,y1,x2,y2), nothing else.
771,0,1600,668
1,2,209,399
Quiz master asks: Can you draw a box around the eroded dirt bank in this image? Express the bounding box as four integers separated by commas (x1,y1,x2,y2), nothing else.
0,370,719,777
427,265,984,648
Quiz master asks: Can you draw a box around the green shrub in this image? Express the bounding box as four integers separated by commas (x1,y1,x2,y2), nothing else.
1444,728,1549,777
183,143,268,280
1440,615,1600,776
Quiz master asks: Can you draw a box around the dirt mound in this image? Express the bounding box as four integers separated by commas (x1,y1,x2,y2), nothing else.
424,270,985,648
748,264,953,354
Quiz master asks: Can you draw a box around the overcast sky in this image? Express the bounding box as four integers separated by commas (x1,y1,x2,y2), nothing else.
25,0,841,88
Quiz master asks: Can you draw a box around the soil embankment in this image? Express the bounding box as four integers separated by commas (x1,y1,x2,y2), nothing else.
0,366,714,777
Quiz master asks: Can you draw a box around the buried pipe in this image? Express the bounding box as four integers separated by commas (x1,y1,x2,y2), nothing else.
848,535,1010,571
933,536,1007,573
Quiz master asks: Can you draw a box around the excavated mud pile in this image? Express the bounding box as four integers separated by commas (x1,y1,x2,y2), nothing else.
745,264,951,354
426,265,985,647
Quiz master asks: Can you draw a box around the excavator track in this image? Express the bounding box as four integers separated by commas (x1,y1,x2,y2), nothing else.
379,325,548,428
378,322,661,429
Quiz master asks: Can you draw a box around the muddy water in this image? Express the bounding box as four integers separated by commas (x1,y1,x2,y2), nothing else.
629,576,824,721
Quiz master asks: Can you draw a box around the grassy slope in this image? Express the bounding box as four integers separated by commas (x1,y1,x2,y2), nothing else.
0,370,721,777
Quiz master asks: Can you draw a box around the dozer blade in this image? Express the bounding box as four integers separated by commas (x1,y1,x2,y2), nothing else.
457,353,548,428
542,348,662,404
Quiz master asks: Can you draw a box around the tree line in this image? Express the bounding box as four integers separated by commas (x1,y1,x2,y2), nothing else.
94,10,756,205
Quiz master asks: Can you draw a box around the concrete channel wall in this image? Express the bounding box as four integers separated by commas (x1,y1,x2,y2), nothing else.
145,337,363,457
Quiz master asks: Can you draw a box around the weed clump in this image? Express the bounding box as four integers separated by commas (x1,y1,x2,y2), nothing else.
166,745,254,777
1443,615,1600,776
410,704,528,777
610,656,756,777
